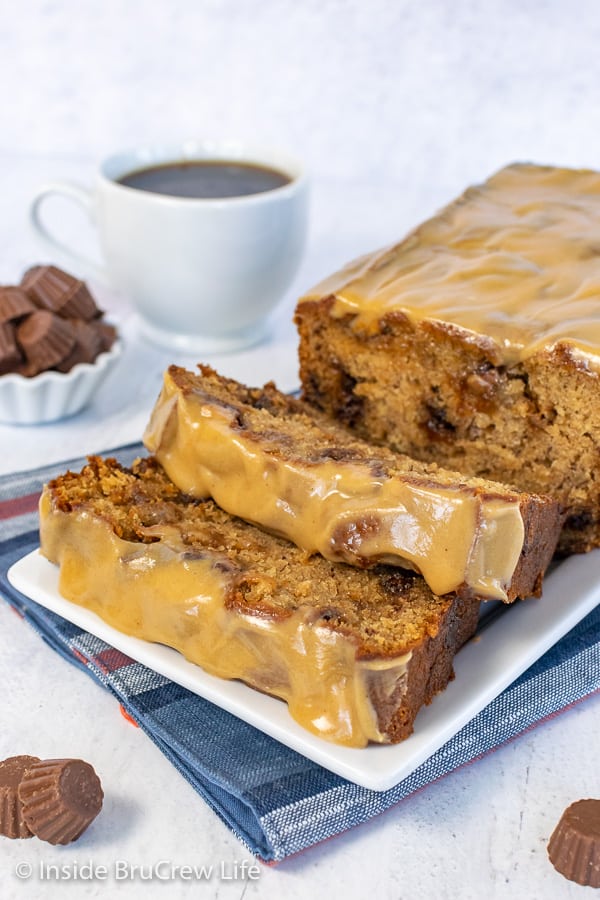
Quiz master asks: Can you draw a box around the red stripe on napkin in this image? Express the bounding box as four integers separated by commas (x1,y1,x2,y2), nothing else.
93,647,136,673
0,491,41,520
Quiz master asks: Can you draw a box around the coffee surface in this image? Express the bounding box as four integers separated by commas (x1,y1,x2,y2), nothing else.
117,160,291,198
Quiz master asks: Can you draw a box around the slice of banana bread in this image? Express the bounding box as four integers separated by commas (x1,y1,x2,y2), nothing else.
39,455,481,748
295,163,600,555
144,364,562,602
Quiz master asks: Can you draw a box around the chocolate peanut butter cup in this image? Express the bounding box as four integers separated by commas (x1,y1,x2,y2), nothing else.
18,758,103,845
58,281,100,321
21,265,99,321
54,319,106,372
0,322,23,375
0,756,40,839
0,287,36,323
95,319,118,352
16,310,76,375
548,799,600,887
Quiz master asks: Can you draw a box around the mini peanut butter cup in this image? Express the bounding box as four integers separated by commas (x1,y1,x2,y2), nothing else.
21,265,99,321
548,799,600,887
0,287,36,323
21,264,78,307
18,758,103,845
95,320,118,352
21,265,42,280
59,281,100,321
54,319,105,372
0,321,23,375
16,310,76,375
0,756,41,839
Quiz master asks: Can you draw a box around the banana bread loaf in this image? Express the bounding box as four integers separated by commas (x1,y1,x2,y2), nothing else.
39,455,481,748
295,163,600,555
144,364,562,602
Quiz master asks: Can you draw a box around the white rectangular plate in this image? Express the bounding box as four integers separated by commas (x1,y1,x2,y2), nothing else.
8,548,600,791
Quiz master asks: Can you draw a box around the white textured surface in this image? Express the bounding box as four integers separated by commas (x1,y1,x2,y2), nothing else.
1,1,600,896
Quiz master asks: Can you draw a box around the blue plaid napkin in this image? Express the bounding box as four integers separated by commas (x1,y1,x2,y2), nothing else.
1,444,599,862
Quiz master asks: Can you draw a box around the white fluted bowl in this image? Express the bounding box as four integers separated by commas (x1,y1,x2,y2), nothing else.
0,340,122,425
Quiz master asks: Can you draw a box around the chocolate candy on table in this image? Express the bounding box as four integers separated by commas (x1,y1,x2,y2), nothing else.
0,754,103,844
547,798,600,887
18,758,104,845
0,755,41,839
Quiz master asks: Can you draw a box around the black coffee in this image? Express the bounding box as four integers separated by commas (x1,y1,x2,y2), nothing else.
117,160,291,198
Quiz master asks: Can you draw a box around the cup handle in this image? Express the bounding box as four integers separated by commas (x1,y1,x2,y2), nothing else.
29,181,110,285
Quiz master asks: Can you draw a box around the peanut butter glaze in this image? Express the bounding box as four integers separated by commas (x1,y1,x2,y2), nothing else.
40,494,413,747
144,367,526,601
40,456,486,745
299,164,600,367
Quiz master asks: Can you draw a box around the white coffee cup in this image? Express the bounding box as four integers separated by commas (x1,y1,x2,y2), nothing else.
29,140,309,352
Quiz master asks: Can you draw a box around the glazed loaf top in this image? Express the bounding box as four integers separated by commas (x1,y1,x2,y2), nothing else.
298,163,600,368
